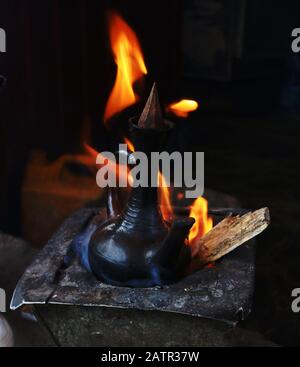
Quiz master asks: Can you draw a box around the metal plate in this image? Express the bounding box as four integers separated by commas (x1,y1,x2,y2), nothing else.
11,207,255,325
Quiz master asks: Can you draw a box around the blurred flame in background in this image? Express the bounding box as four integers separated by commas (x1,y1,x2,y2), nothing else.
84,143,133,186
104,12,147,122
124,137,135,152
168,99,198,118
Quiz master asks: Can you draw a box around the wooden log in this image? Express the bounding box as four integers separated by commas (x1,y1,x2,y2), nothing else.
192,207,270,263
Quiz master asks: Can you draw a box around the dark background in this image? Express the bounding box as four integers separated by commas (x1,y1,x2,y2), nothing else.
0,0,300,345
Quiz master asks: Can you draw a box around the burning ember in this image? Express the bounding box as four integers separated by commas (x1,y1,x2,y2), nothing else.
168,99,198,118
104,12,147,122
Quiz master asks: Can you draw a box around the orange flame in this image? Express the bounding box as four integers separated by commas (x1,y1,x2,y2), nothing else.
104,13,147,122
188,196,213,244
124,137,135,152
158,171,173,222
84,142,98,158
168,99,198,118
84,142,133,186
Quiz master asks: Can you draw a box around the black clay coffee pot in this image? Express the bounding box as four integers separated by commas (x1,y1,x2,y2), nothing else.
89,84,194,286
